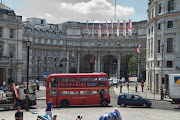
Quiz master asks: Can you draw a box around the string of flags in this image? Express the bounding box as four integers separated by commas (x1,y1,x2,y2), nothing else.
86,20,132,37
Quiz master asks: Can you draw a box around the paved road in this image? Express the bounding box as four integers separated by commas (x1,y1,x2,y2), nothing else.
0,84,179,120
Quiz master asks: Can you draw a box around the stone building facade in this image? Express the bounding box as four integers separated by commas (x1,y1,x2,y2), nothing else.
146,0,180,93
22,18,147,83
0,3,147,85
0,3,23,86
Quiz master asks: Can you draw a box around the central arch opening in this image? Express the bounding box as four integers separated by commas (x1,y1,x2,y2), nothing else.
102,55,117,78
80,55,96,73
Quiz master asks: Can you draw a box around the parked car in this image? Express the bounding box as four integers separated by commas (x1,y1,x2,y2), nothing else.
117,94,152,108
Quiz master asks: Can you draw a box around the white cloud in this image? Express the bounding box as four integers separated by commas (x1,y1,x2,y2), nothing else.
16,0,135,24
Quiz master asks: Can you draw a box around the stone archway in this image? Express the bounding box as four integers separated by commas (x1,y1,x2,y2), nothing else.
101,55,117,78
121,54,136,81
80,55,96,73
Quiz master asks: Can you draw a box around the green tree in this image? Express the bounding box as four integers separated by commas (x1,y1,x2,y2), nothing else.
129,56,137,76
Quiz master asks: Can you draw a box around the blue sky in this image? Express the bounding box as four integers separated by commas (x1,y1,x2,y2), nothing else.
3,0,148,23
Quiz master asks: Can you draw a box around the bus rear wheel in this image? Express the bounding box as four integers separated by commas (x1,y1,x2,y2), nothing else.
60,100,69,108
101,99,108,107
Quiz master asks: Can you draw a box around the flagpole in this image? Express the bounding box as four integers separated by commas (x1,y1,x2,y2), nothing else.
114,0,116,22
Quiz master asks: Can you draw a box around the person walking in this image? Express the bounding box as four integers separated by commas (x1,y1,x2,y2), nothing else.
45,99,53,120
15,106,23,120
135,83,138,92
127,82,129,90
141,80,144,92
120,83,122,93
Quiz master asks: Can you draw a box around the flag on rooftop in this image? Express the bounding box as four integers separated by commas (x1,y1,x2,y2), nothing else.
106,20,109,37
128,19,132,36
98,21,101,37
117,20,119,36
123,20,126,37
137,44,141,53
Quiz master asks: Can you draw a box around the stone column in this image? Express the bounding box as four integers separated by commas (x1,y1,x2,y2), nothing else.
117,54,121,78
98,52,100,72
66,52,69,73
77,52,80,73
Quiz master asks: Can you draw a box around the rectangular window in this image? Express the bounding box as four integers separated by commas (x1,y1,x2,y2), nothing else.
158,40,160,53
80,77,88,81
151,26,153,33
99,77,107,81
9,29,14,38
70,91,79,95
158,23,161,30
60,91,69,96
0,27,2,37
60,78,69,82
159,3,161,13
80,91,89,95
50,78,59,88
167,61,172,68
90,77,98,81
168,0,174,11
167,21,173,28
125,95,132,99
148,29,150,35
90,91,98,95
70,78,79,82
167,38,173,53
158,61,160,67
49,90,58,97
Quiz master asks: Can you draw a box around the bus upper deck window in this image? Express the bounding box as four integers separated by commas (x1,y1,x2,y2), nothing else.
80,77,88,81
60,78,69,82
99,77,107,81
70,78,79,82
90,77,98,81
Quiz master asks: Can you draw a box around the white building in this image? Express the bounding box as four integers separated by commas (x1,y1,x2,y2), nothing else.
146,0,180,93
0,3,23,86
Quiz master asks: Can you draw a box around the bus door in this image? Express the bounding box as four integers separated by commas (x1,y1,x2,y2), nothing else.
87,90,99,105
49,78,59,106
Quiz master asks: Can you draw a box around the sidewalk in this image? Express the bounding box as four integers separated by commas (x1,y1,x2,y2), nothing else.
113,83,172,101
36,85,46,100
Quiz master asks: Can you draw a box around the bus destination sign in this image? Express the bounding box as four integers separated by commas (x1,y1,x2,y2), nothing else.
58,82,106,87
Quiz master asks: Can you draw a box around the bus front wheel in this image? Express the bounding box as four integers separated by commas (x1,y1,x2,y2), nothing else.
60,100,69,108
101,99,108,107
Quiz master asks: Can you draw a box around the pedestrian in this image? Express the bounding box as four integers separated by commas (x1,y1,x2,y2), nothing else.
120,83,122,93
160,86,164,100
127,82,129,90
135,83,138,92
147,83,149,90
114,108,122,120
15,106,23,120
45,99,53,120
100,89,104,98
141,80,144,92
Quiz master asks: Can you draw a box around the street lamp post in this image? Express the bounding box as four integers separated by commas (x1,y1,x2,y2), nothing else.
26,39,31,111
10,51,13,82
161,43,164,100
37,57,40,81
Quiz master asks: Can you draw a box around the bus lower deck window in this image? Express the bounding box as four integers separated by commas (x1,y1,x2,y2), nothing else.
60,91,69,95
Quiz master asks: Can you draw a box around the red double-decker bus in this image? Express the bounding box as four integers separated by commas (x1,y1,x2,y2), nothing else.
46,73,110,107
